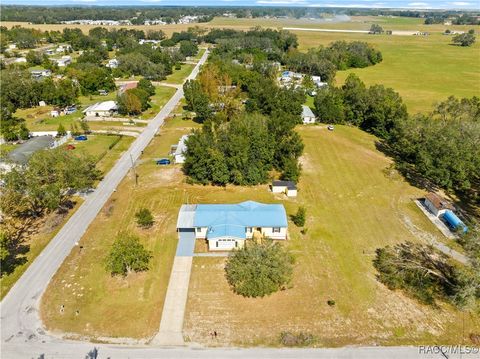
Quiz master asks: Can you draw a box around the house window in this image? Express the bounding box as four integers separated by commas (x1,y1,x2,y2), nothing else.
273,227,281,233
246,227,253,233
196,227,202,233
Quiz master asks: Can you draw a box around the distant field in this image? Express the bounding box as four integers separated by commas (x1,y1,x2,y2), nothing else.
3,16,474,37
293,31,480,113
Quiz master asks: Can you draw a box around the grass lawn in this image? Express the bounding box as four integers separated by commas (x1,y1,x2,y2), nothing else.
192,48,206,61
140,86,177,120
182,125,480,347
69,134,134,174
0,199,84,299
0,143,19,158
162,64,195,85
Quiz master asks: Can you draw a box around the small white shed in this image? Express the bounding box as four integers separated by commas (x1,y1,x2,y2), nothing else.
271,180,297,197
302,105,316,124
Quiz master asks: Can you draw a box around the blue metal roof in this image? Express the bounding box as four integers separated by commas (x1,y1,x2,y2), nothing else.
443,210,468,233
193,201,288,228
207,224,247,240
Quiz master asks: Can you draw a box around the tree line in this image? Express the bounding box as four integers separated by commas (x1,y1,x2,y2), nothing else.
313,74,480,199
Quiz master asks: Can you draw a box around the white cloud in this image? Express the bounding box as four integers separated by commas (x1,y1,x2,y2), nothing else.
408,2,429,5
139,0,162,2
449,1,472,5
72,0,96,2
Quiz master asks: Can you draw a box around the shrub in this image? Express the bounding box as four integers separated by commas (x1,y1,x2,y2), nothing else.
280,332,315,347
327,299,336,306
105,233,152,276
291,207,306,227
225,241,294,298
135,208,154,228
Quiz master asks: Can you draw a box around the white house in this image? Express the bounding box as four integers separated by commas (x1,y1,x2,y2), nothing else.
83,101,118,117
302,105,316,124
176,201,288,251
50,109,61,117
106,58,119,69
271,180,297,197
55,56,72,67
31,69,52,79
172,135,189,164
424,193,454,217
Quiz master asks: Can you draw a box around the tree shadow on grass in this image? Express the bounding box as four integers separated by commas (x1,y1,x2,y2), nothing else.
375,141,436,192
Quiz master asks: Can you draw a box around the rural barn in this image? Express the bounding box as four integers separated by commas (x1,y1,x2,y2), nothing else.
301,105,316,124
424,192,453,217
83,101,118,118
177,201,288,251
271,180,297,197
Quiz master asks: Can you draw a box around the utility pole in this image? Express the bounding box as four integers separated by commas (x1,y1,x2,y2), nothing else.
130,153,138,185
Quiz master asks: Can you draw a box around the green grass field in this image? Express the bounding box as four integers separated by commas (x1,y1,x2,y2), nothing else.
293,31,480,114
140,86,177,120
162,64,195,84
183,125,480,347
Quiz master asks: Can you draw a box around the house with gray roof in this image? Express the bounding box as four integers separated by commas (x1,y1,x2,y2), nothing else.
177,201,288,251
302,105,316,124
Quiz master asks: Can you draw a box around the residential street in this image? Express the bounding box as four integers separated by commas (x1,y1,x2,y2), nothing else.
0,49,209,351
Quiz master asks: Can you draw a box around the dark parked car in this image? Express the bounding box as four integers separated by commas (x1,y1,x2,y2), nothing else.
156,158,171,165
74,135,88,141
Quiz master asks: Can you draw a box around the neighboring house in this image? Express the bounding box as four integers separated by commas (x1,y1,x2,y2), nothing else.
44,49,55,55
50,108,61,117
424,192,454,217
65,106,77,115
271,180,297,197
176,201,288,251
302,105,316,124
312,75,328,88
83,101,118,117
55,56,72,67
31,69,52,80
14,57,27,63
118,82,138,94
172,135,189,164
106,58,119,69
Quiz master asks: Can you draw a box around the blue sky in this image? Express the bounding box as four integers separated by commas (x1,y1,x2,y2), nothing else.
1,0,479,9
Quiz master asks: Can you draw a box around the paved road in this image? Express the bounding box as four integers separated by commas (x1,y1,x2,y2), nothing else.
1,342,456,359
0,49,209,350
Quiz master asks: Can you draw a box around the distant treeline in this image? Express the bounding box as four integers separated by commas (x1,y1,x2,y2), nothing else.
1,5,479,24
425,14,480,25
